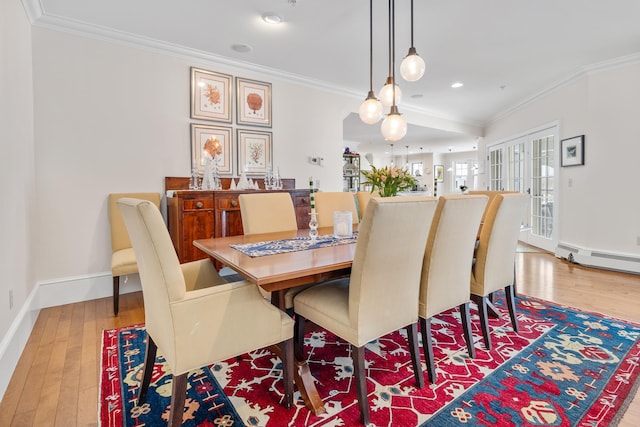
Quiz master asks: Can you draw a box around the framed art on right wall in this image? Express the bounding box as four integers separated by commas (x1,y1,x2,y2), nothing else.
561,135,585,167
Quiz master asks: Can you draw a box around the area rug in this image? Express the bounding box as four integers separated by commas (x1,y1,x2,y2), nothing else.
99,294,640,426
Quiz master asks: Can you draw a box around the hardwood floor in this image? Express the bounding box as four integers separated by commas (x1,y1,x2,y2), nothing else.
0,251,638,426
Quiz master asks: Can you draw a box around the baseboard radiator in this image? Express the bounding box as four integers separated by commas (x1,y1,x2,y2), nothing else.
556,243,640,275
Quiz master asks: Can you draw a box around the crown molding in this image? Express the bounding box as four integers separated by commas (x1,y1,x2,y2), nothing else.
490,52,640,124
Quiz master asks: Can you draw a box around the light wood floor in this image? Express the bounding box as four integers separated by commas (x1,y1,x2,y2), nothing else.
1,250,639,426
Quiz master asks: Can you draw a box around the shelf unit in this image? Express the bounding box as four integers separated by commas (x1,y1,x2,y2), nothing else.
342,153,360,192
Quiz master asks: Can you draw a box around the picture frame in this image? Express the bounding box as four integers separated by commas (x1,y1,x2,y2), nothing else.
191,67,233,123
237,129,272,175
561,135,585,167
191,124,233,175
434,165,444,183
236,77,272,127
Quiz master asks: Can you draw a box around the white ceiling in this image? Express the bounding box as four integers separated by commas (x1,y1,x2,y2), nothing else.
30,0,640,156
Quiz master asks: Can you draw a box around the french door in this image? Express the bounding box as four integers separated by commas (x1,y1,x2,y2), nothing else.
486,125,558,252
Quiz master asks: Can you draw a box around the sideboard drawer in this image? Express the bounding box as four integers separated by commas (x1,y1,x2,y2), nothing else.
217,198,240,209
183,198,213,210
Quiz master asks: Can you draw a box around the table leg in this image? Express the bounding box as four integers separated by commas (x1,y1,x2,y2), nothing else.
271,290,326,415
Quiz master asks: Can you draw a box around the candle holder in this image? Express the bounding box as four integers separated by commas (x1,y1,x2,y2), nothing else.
309,212,319,241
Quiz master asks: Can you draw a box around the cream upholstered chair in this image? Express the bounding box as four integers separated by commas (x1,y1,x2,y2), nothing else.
108,192,162,315
314,191,360,227
294,196,438,425
117,198,294,427
238,192,297,235
471,193,529,350
355,191,377,221
238,192,305,313
418,195,487,382
468,190,516,223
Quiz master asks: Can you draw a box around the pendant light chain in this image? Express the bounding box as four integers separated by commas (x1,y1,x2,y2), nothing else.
368,0,374,93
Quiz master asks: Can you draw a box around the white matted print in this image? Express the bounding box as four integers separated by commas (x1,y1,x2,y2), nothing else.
191,124,233,175
237,129,272,175
560,135,585,167
236,77,272,127
191,67,232,123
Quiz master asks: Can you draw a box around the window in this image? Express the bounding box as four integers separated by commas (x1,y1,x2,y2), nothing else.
452,162,469,190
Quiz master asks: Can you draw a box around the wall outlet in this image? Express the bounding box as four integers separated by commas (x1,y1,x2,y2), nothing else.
9,290,14,309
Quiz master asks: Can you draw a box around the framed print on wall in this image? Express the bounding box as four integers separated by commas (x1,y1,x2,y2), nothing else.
191,124,233,175
236,77,272,127
191,67,233,123
237,129,272,175
434,165,444,183
561,135,585,167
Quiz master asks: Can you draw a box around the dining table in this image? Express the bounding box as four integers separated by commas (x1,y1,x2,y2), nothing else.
193,227,357,415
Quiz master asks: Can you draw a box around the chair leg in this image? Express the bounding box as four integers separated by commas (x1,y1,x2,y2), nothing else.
294,314,306,361
406,323,424,389
113,276,120,315
459,302,476,359
419,317,436,383
168,373,188,427
280,337,294,408
138,335,158,405
505,284,519,333
352,345,369,426
473,295,492,350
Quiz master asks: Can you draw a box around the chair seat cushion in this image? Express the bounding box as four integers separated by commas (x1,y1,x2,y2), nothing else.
294,278,361,345
111,248,138,276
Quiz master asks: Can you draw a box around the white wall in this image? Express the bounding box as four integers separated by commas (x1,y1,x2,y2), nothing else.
481,62,640,256
0,0,39,398
30,27,357,283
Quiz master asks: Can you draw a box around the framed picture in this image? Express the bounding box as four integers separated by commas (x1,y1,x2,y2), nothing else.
236,77,272,127
191,124,233,175
191,67,232,123
434,165,444,183
561,135,585,167
237,129,272,175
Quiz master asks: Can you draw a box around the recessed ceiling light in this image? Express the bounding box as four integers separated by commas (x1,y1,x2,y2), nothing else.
231,44,252,53
451,82,464,88
262,12,283,24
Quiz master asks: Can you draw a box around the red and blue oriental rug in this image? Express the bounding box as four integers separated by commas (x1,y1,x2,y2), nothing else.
99,294,640,426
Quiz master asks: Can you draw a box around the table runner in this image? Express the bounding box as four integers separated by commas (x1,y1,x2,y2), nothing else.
231,233,357,257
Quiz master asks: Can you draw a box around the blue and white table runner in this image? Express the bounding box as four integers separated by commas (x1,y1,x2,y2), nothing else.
231,233,358,258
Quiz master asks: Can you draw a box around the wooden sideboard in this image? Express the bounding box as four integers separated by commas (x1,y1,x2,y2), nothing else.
166,177,311,263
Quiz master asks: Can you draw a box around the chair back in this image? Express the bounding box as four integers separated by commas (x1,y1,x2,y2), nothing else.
315,192,360,227
468,190,515,223
355,191,378,220
109,192,161,252
348,196,437,344
239,193,297,235
472,193,528,296
117,198,186,363
420,195,487,318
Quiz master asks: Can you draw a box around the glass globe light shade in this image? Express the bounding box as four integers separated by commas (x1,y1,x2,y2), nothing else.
359,92,384,124
381,107,408,142
400,48,426,82
379,79,403,108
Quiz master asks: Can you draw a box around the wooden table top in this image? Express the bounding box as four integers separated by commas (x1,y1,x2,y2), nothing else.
193,228,356,292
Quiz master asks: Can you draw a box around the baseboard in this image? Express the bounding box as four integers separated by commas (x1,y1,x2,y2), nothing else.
0,271,142,402
34,271,142,309
0,285,39,401
556,242,640,274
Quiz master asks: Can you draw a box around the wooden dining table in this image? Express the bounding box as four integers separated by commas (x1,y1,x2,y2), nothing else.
193,227,357,415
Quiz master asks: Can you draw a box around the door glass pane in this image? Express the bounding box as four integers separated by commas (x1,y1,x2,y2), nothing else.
531,135,554,238
489,148,503,190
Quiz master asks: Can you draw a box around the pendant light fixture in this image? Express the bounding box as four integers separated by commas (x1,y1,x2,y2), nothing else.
379,0,402,108
400,0,426,82
359,0,383,125
381,0,407,142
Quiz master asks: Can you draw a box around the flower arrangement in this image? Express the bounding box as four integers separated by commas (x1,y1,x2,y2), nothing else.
362,165,417,197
